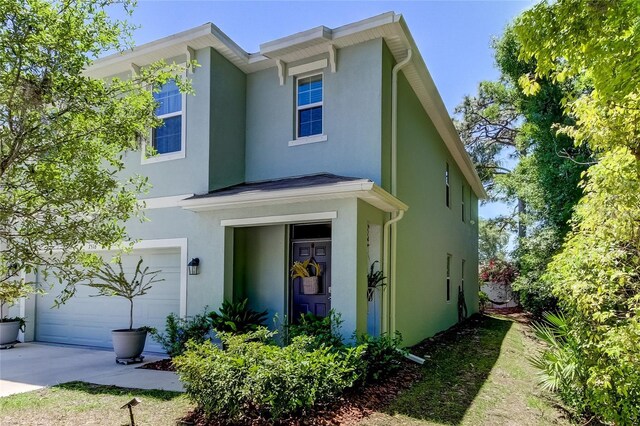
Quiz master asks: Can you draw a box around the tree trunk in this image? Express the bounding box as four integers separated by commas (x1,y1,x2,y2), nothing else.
129,299,133,330
518,197,527,239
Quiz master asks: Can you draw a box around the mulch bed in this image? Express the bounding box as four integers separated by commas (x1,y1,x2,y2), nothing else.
142,316,512,425
178,361,423,425
138,358,176,372
484,306,533,326
139,353,423,425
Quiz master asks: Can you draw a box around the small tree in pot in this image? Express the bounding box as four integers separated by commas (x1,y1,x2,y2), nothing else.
88,257,163,363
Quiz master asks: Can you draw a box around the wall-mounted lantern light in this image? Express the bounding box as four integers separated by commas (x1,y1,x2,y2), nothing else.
187,258,200,275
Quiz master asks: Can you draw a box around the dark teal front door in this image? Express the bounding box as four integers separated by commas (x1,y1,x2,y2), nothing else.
291,239,331,320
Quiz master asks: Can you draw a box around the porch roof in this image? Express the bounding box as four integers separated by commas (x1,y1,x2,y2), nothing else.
179,173,408,213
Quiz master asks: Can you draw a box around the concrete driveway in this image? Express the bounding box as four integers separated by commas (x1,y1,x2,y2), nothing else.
0,343,183,397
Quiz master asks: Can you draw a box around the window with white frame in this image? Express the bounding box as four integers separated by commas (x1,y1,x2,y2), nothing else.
445,162,450,208
461,184,466,222
446,254,452,302
296,74,323,138
152,79,183,155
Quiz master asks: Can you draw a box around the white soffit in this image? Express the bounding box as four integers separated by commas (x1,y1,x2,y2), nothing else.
179,180,408,213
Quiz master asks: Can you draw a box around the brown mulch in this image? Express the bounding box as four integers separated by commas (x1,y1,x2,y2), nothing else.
178,361,423,426
138,358,176,372
484,306,533,326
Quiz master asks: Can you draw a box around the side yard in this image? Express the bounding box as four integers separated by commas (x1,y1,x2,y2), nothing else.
0,314,570,426
363,314,570,426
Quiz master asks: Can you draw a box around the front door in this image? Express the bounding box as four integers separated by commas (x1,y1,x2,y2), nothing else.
291,239,331,320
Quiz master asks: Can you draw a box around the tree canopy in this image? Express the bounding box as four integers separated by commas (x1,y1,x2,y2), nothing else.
456,26,589,315
0,0,192,302
513,0,640,422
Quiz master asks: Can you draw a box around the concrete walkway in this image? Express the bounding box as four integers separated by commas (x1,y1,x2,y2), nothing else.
0,342,183,397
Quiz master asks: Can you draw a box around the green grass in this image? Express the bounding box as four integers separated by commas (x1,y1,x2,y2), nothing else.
360,314,571,426
0,315,570,426
0,381,193,426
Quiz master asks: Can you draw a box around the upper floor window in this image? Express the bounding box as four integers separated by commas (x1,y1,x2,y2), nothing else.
297,74,323,138
446,254,452,302
461,184,465,222
445,163,450,208
152,79,182,155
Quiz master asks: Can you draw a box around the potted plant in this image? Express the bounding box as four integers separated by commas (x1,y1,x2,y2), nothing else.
0,278,35,348
290,259,321,294
88,257,163,363
367,261,386,302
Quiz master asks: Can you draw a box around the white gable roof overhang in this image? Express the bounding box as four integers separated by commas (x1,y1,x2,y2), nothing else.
178,179,408,213
90,12,486,199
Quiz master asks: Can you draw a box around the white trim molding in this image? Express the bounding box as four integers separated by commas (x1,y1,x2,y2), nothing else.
221,211,337,227
139,193,194,210
51,238,189,317
186,46,195,73
180,180,409,213
131,238,189,317
276,59,285,86
288,134,327,147
288,59,327,76
142,68,188,165
328,45,337,73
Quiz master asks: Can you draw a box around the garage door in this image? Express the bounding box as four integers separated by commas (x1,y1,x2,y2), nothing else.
35,249,181,353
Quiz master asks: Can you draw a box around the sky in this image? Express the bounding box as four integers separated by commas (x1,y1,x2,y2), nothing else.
111,0,535,218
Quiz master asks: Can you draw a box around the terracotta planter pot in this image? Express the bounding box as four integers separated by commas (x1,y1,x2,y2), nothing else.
111,329,147,359
0,321,20,347
302,276,319,295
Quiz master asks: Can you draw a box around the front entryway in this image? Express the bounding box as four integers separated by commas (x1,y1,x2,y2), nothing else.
290,224,331,320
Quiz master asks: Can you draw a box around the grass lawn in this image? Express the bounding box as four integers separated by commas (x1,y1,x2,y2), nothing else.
361,314,571,426
0,314,569,425
0,381,193,426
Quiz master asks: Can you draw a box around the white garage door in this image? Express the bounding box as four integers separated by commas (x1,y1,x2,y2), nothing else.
35,249,181,353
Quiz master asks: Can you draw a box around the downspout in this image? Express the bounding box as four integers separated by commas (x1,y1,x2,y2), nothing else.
382,48,412,334
382,210,404,333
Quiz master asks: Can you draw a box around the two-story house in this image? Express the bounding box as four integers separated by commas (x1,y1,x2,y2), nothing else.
26,12,485,351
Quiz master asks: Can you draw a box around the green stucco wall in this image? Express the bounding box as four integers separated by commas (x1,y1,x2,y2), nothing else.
357,199,386,335
119,50,211,198
233,225,287,327
245,39,383,185
393,71,480,346
380,41,394,191
94,39,479,350
209,48,246,191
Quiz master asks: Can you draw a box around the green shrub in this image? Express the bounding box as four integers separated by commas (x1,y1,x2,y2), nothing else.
539,151,640,424
478,291,489,313
286,309,344,348
173,328,365,421
511,228,561,317
511,274,558,317
530,312,589,413
150,311,211,358
356,332,406,382
208,299,268,334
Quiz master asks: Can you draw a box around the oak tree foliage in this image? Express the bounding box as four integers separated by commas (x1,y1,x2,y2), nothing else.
0,0,193,303
515,0,640,422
